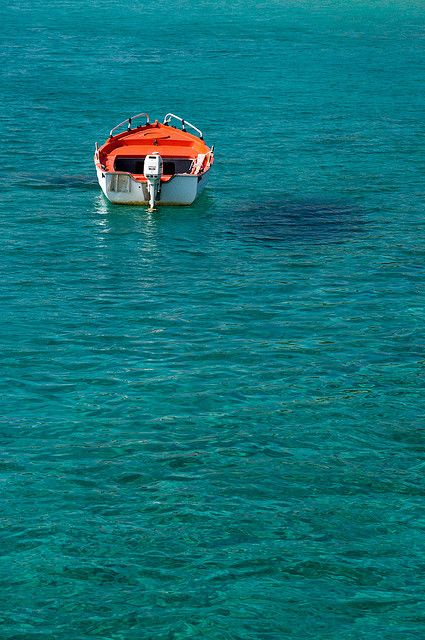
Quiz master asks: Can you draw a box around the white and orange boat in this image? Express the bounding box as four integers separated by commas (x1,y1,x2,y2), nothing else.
94,113,214,209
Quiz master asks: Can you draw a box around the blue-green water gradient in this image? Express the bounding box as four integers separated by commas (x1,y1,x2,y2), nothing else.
1,1,425,638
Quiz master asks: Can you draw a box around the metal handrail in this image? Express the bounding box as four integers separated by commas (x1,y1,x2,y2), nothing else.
163,113,203,139
109,113,150,137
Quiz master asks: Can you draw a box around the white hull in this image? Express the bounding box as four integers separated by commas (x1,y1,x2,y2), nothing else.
96,168,210,205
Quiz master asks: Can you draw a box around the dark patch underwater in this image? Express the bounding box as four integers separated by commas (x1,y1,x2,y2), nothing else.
228,198,367,245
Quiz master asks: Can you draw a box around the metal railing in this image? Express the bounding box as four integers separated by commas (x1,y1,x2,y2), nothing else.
109,113,150,138
163,113,203,139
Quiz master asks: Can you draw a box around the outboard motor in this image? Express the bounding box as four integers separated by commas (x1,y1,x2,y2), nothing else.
144,152,163,211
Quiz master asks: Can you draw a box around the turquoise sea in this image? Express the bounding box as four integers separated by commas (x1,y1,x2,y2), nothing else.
1,1,425,637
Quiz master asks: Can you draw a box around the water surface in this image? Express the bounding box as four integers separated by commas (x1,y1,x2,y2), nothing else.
1,1,425,638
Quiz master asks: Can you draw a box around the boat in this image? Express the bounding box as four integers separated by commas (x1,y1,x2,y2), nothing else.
94,113,214,210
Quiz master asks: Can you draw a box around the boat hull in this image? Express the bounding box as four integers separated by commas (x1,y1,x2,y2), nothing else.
96,168,210,206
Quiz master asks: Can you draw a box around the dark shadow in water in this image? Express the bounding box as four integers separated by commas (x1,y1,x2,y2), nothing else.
228,197,367,246
14,173,98,190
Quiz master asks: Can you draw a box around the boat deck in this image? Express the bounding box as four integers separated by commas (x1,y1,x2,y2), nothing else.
98,121,209,174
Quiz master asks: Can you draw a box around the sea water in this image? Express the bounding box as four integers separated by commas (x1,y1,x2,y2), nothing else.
1,1,425,638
